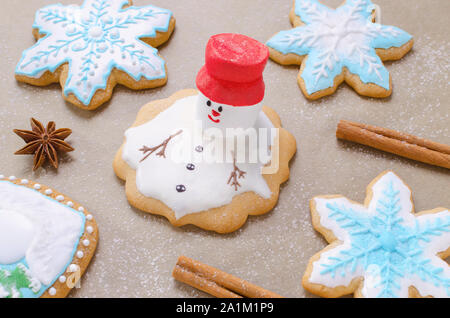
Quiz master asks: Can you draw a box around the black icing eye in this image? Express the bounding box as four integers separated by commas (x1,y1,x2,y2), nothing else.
195,145,203,152
206,100,211,106
186,163,195,171
176,185,186,193
218,106,223,112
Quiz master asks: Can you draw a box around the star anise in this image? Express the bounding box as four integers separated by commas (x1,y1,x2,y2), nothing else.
13,118,74,171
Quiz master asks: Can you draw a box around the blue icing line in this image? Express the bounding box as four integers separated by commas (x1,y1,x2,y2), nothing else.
294,0,334,25
319,180,450,298
0,180,86,298
15,0,173,106
266,27,314,56
370,24,413,50
267,0,412,94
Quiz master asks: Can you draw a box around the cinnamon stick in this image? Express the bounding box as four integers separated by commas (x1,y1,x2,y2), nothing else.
336,120,450,169
172,256,283,298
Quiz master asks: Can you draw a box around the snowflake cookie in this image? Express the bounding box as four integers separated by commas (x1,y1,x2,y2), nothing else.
303,171,450,298
266,0,413,99
15,0,175,110
0,176,98,298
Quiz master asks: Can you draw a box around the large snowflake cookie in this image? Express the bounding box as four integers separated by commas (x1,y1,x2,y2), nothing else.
0,175,98,298
114,34,296,233
15,0,175,110
303,171,450,298
266,0,413,99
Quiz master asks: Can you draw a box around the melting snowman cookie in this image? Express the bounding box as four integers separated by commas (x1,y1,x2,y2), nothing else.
114,34,297,233
0,176,98,298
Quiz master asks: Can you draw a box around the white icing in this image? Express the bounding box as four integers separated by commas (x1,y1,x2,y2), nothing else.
56,195,64,201
44,189,52,195
82,239,90,247
33,184,41,190
0,210,35,264
0,181,84,286
59,275,66,283
0,285,9,298
20,179,29,185
86,226,93,234
76,251,84,259
122,94,275,219
17,263,41,293
48,287,56,296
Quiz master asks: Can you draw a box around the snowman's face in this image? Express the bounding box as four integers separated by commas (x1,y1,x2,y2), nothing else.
195,93,262,132
206,100,223,124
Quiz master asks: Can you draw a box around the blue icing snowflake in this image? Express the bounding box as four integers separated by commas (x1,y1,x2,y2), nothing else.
266,0,413,98
306,171,450,298
16,0,173,107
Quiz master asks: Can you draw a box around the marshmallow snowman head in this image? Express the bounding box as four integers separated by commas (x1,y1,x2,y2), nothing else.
195,33,269,132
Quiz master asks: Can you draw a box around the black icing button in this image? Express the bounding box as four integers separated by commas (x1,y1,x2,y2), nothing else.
195,145,204,152
176,185,186,193
186,163,195,171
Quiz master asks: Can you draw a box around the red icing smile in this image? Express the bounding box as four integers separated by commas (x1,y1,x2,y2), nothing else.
208,109,221,123
208,114,220,123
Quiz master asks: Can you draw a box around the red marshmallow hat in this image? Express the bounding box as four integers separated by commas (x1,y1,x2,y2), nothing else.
196,33,269,107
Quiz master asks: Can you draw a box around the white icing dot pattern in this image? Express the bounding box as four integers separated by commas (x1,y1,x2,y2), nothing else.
68,264,79,273
48,287,56,296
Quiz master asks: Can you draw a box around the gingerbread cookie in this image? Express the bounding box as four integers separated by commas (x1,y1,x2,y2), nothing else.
266,0,413,99
15,0,175,110
303,171,450,298
114,34,296,233
0,175,98,298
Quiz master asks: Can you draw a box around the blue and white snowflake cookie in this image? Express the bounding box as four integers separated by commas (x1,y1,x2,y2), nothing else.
303,171,449,298
266,0,413,99
15,0,175,110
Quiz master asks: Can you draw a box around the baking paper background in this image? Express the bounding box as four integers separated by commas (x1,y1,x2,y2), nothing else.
0,0,448,297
